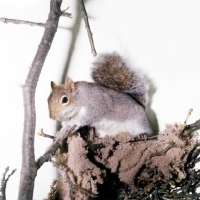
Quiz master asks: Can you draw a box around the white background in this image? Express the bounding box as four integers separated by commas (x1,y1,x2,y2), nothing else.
0,0,200,199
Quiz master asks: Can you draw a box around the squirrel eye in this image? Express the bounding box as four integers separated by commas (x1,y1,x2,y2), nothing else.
62,96,68,104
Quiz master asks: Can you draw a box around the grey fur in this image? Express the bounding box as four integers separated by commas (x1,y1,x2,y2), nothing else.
48,52,152,137
92,52,149,107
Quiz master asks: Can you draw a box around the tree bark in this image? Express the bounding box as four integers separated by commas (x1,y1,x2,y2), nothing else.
18,1,63,199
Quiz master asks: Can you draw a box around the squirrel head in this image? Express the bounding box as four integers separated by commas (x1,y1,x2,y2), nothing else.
48,77,78,121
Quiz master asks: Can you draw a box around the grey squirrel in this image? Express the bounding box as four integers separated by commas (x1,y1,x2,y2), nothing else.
48,52,152,137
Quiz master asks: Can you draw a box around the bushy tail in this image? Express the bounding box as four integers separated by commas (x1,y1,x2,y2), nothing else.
91,52,149,107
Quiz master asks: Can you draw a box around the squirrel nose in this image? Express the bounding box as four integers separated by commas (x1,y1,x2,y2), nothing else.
50,113,56,120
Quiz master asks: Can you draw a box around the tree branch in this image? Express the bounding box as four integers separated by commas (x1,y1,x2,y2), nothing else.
38,128,55,139
18,1,63,200
36,125,77,169
0,18,45,27
129,135,158,142
79,0,97,57
0,8,72,27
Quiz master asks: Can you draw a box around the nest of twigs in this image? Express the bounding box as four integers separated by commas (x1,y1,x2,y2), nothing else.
45,122,200,200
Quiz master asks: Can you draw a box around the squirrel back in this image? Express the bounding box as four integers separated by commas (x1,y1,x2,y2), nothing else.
92,52,149,107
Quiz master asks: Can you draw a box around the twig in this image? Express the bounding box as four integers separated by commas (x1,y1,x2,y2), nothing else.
129,135,158,142
79,0,97,57
18,1,64,200
61,7,73,18
38,128,55,139
51,159,74,188
1,167,16,200
0,167,9,200
0,8,72,27
50,159,74,200
0,7,72,27
0,18,45,27
183,108,193,127
151,142,175,157
36,125,77,169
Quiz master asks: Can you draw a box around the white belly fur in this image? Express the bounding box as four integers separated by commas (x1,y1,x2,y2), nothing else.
92,118,144,137
62,107,146,137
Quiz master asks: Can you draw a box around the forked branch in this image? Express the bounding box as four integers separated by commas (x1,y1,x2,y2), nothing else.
0,167,16,200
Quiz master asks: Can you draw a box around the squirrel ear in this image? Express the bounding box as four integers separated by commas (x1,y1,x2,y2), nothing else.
64,77,76,93
51,81,57,89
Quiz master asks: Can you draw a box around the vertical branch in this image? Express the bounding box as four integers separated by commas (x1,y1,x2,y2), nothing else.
79,0,97,57
18,0,63,200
